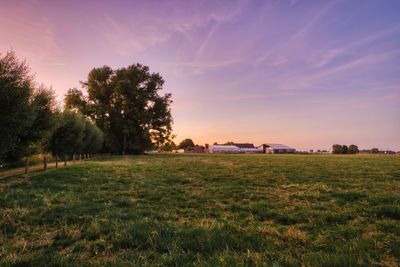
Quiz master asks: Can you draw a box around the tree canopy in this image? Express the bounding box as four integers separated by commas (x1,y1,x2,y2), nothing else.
65,64,173,154
332,144,359,154
348,144,359,154
0,51,57,161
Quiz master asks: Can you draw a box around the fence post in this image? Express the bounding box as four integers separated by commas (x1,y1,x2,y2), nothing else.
44,156,47,170
56,156,58,168
73,154,75,163
24,158,29,178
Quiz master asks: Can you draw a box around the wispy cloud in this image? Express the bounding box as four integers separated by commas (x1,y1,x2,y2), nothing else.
309,49,400,81
165,59,241,75
100,0,247,55
101,16,170,55
310,24,400,68
255,0,342,65
278,49,400,92
0,4,61,64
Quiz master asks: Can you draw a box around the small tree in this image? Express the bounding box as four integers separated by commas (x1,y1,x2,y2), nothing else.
348,144,359,154
332,144,343,154
342,145,348,154
178,139,195,149
81,120,103,155
370,148,379,154
48,112,86,160
160,141,176,151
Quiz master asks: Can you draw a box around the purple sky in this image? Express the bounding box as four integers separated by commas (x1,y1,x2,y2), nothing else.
1,0,399,150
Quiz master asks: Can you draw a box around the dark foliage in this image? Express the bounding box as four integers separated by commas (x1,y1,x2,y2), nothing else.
65,64,173,154
0,51,56,162
47,111,103,158
178,139,195,149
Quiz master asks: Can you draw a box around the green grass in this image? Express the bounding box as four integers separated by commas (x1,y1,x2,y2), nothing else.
0,154,399,266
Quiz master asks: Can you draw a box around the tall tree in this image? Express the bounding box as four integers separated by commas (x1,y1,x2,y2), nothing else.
0,51,34,161
65,64,173,154
0,51,56,161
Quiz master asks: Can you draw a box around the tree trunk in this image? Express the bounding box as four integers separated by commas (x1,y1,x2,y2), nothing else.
123,133,127,156
64,155,67,166
73,154,75,163
24,158,29,177
56,156,58,168
44,156,47,170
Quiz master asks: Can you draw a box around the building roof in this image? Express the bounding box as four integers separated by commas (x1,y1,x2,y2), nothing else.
233,143,255,148
211,145,239,149
263,143,295,150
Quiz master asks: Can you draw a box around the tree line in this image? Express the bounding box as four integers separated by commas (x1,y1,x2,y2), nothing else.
1,50,173,163
0,51,103,164
332,144,359,154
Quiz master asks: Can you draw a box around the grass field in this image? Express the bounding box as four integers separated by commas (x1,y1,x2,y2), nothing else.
0,154,399,266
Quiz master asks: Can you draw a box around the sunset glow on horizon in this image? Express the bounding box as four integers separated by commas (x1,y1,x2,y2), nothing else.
1,0,399,151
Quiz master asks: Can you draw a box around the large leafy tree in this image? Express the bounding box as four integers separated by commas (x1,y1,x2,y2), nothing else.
65,64,173,154
0,51,56,161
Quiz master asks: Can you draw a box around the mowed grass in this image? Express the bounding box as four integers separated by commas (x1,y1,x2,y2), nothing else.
0,154,399,266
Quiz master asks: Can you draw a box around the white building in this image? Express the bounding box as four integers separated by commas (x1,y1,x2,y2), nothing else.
258,143,296,154
209,143,263,154
209,145,240,153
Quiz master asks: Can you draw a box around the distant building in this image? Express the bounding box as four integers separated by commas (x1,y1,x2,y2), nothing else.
233,143,263,153
258,143,296,154
209,145,240,153
209,143,262,154
184,146,205,153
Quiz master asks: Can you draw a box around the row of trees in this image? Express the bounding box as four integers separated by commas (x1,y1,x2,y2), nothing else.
332,144,359,154
157,138,212,152
0,51,103,163
157,138,199,151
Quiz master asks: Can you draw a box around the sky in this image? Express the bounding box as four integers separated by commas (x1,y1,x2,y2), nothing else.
1,0,399,151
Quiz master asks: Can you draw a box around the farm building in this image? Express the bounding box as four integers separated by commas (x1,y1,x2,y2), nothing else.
258,143,296,154
209,145,240,153
184,146,205,153
234,143,263,153
209,143,262,154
